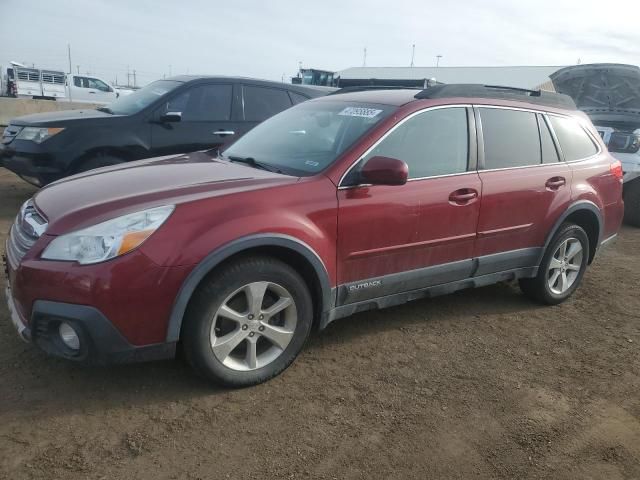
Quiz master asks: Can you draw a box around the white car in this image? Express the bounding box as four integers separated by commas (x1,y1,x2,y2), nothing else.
551,64,640,227
66,74,118,104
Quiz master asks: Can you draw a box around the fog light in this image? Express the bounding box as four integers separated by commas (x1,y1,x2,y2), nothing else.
58,322,80,351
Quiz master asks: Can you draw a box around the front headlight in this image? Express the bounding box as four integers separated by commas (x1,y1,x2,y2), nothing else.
15,127,65,144
42,205,175,264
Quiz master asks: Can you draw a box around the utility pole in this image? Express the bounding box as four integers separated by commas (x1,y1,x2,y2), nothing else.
410,44,415,67
133,69,137,87
436,55,443,67
67,44,73,102
363,47,367,67
127,65,130,87
76,65,80,74
169,64,172,76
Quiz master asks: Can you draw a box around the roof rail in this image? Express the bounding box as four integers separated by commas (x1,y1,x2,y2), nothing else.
414,84,577,109
330,85,422,95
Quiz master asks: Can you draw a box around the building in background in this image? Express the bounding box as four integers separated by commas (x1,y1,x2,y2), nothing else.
291,68,335,86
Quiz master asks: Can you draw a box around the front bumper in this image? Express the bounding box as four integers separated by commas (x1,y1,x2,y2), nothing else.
4,245,190,365
0,141,65,186
5,285,30,342
4,286,176,365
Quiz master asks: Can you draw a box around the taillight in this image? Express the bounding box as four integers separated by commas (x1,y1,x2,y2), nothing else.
610,160,624,181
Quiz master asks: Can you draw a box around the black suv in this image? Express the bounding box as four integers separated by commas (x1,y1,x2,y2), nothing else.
0,76,333,186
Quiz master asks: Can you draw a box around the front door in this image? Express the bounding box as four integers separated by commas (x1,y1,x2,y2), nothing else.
150,82,241,157
474,107,572,275
337,106,481,304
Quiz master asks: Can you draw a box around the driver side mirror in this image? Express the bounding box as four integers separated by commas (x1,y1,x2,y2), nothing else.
160,111,182,123
360,156,408,186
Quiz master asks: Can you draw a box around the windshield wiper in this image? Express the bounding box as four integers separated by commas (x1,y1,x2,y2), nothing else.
97,106,114,114
225,155,283,174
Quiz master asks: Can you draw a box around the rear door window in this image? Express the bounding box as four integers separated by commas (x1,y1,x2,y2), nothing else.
548,115,598,161
480,108,541,169
243,86,293,121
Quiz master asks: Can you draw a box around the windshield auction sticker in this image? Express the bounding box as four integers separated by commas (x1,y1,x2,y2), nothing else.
338,107,383,118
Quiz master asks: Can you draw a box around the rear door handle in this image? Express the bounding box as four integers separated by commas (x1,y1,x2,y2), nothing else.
213,130,235,136
449,188,479,205
545,176,566,190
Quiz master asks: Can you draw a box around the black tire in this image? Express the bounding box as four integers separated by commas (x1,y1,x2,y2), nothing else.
74,154,124,174
519,223,589,305
623,180,640,227
182,256,313,387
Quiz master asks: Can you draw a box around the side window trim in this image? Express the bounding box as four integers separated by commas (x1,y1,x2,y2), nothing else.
338,104,473,188
541,113,565,162
474,104,568,172
472,106,485,170
545,112,602,163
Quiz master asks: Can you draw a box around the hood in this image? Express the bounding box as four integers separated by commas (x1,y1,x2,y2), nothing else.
33,151,298,234
550,64,640,125
10,108,120,126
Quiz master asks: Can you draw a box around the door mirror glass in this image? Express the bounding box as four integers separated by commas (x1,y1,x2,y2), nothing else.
360,156,408,186
160,111,182,123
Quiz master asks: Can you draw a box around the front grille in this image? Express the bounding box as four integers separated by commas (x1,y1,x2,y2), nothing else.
6,201,47,268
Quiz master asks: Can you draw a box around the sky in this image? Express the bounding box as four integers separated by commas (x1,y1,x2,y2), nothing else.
1,0,638,87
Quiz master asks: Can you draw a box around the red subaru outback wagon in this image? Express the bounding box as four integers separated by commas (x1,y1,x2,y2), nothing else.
4,84,624,387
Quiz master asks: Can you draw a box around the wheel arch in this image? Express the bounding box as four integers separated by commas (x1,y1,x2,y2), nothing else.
69,148,130,173
542,201,603,265
165,234,335,343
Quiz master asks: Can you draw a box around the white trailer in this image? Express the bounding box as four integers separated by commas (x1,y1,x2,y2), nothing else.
3,62,67,100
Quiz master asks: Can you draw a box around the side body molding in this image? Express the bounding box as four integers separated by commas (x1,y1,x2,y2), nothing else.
165,234,334,343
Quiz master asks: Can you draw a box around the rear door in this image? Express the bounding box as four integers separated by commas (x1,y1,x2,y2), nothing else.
337,106,482,304
150,82,241,156
474,106,572,275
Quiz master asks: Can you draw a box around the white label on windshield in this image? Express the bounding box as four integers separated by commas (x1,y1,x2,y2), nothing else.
338,107,383,118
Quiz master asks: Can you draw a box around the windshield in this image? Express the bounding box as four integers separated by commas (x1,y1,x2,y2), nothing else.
106,80,182,115
222,101,395,176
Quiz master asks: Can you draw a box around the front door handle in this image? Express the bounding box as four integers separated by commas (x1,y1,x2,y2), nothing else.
213,130,235,136
449,188,479,205
545,176,566,190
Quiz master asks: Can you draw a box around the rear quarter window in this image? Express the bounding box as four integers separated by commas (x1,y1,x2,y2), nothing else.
288,91,310,105
549,115,598,161
243,86,293,122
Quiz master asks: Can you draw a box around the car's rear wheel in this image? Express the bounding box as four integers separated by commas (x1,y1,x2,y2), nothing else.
623,180,640,227
182,256,313,387
519,223,589,305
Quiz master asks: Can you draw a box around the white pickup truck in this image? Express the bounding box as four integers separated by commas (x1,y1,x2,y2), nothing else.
551,64,640,227
2,64,118,104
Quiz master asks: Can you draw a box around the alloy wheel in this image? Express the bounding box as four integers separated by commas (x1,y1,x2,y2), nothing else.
547,237,583,295
209,281,298,371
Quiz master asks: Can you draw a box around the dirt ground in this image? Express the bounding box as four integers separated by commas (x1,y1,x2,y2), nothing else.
0,167,639,480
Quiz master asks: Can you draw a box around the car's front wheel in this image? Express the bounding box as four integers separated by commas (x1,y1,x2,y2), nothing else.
519,223,589,305
182,256,313,387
